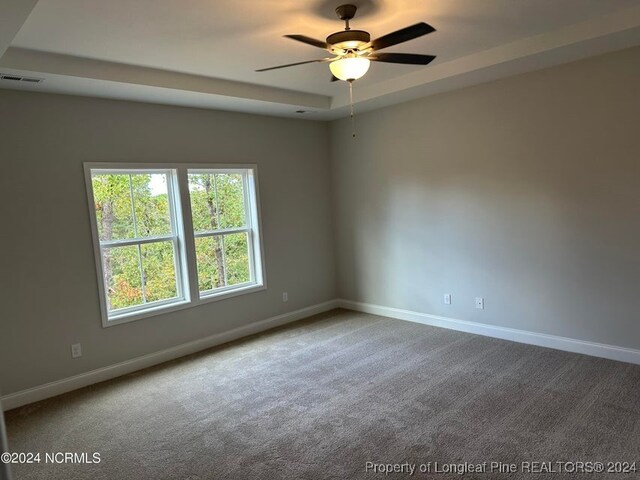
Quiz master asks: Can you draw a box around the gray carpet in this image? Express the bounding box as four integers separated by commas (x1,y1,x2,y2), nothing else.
5,309,640,479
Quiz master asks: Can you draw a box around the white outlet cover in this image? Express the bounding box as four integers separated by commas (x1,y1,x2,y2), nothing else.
282,292,288,302
444,294,451,305
475,297,485,309
71,343,82,358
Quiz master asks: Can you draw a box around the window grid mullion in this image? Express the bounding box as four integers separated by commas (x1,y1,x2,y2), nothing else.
212,173,227,286
212,173,222,230
193,227,248,238
220,234,228,286
99,234,176,249
137,243,147,304
128,174,139,238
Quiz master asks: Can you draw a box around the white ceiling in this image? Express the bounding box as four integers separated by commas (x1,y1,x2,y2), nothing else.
1,0,640,119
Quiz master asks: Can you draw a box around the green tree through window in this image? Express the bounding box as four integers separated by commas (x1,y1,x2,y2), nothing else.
87,165,263,325
189,173,251,293
92,172,178,311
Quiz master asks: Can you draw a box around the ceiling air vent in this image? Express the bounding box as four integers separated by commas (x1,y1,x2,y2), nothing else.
0,74,44,84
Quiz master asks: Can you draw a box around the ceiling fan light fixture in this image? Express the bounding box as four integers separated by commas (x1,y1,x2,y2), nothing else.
329,56,370,81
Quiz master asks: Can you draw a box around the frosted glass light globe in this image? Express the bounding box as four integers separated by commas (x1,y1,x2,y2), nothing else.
329,57,370,81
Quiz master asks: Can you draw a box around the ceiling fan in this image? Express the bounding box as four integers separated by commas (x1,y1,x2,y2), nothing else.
256,4,436,82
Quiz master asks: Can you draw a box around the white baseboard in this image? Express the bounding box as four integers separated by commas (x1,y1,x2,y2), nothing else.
337,299,640,366
5,298,638,411
1,300,339,411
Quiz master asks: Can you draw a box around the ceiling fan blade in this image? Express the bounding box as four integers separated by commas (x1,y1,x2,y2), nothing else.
284,34,329,50
370,53,436,65
369,23,435,51
255,59,329,72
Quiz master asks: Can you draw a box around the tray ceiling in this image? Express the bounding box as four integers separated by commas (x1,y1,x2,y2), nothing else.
1,0,639,119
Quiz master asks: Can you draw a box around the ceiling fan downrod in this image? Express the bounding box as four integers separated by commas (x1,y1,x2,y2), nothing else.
335,4,357,31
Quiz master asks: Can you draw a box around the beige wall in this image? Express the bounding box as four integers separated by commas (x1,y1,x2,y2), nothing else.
330,46,640,349
0,91,335,395
1,46,639,398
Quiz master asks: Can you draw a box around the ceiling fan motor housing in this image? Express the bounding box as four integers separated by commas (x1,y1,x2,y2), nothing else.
335,4,357,21
327,30,370,51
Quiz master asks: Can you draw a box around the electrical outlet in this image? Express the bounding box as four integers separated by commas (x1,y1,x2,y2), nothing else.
282,292,288,302
444,294,451,305
71,343,82,358
475,297,485,310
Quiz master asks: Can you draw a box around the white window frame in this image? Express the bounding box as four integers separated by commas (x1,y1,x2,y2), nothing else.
84,163,266,327
188,168,264,299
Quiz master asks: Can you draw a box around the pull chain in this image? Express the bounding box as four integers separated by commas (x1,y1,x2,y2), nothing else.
348,79,356,138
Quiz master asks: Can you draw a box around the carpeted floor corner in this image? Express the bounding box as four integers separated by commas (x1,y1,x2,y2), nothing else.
5,309,640,479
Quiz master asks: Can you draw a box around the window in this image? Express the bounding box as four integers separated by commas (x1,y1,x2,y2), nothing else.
85,164,264,326
188,171,257,296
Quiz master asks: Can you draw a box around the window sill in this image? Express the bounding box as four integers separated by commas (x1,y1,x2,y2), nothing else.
199,282,266,304
103,283,266,327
